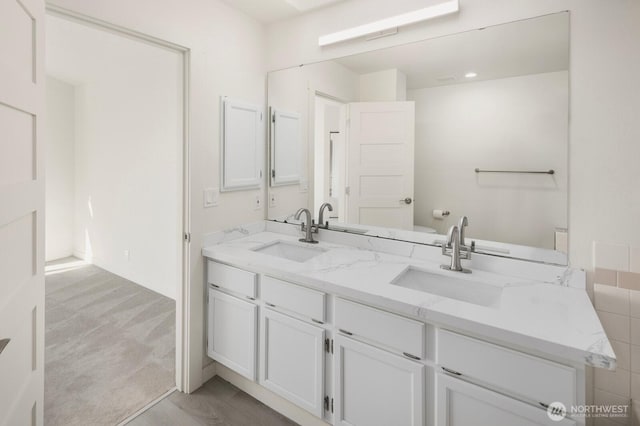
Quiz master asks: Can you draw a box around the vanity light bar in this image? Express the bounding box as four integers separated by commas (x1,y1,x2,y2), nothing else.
318,0,459,47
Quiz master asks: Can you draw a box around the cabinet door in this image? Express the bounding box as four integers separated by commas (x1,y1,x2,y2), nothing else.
259,309,325,417
436,373,576,426
334,335,425,426
207,289,257,380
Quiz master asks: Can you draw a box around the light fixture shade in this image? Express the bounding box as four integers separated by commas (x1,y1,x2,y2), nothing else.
318,0,459,47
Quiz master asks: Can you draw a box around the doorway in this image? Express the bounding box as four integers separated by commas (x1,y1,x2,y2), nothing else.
43,7,189,425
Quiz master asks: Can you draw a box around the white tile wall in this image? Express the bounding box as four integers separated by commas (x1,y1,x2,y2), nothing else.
592,242,640,425
596,284,630,316
599,311,631,343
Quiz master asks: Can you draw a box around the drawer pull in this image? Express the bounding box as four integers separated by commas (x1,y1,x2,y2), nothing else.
403,352,421,361
0,338,10,355
312,318,324,325
246,296,255,301
442,366,462,376
265,302,276,307
540,402,566,417
211,284,220,288
339,329,353,336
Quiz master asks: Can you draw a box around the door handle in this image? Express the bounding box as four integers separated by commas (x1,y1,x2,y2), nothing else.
400,197,412,205
0,338,10,355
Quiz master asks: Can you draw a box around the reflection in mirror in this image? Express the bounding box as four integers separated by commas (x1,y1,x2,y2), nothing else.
270,108,302,186
267,12,569,265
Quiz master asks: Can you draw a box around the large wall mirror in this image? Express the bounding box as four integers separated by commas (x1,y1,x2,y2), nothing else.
267,12,570,265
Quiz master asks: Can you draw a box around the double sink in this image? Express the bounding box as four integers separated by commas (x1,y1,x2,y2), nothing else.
252,240,502,308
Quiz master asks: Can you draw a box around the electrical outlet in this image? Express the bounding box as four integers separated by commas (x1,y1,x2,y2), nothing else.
254,194,262,210
269,192,277,208
204,188,219,207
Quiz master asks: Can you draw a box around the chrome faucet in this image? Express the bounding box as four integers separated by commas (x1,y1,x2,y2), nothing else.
294,208,318,244
317,202,333,229
441,223,472,273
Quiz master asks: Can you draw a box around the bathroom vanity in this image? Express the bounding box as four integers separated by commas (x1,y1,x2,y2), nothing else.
202,221,614,426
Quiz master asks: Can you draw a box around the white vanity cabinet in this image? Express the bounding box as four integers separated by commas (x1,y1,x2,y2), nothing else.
333,298,426,426
437,329,581,426
207,288,258,380
205,259,586,426
334,335,425,426
259,308,325,417
436,374,576,426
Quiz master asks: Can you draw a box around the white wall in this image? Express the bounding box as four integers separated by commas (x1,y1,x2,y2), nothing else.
359,68,407,101
411,71,568,249
45,76,75,261
48,0,267,391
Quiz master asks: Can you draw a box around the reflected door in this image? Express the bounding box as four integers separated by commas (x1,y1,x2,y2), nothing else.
346,102,415,229
0,0,45,424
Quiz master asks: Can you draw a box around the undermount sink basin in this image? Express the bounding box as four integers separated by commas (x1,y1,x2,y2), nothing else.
253,240,327,262
391,267,502,308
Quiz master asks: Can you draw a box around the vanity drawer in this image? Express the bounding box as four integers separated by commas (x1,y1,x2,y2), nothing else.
261,276,326,322
334,298,425,359
208,261,257,299
438,329,576,407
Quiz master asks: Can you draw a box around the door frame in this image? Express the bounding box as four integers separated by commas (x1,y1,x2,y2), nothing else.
44,5,192,393
308,89,348,217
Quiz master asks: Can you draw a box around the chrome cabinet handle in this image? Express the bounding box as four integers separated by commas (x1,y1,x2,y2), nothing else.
400,197,412,205
441,366,462,376
403,352,421,360
0,338,10,355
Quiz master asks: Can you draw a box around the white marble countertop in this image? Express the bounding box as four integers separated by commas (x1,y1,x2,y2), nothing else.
202,221,615,370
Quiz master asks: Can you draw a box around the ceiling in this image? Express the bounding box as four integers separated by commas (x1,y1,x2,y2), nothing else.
221,0,345,23
334,12,569,89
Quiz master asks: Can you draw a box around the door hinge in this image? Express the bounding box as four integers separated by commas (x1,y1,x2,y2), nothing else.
272,113,276,123
184,232,191,243
331,397,334,413
345,186,350,195
324,396,329,411
325,338,333,353
271,170,276,178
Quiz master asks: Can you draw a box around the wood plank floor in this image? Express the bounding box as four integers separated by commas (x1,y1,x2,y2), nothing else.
45,257,176,426
127,376,299,426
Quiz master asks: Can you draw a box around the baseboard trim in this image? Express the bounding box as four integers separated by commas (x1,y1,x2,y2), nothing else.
202,361,216,385
115,386,177,426
214,363,329,426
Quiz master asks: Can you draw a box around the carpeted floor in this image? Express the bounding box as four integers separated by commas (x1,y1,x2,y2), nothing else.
44,258,176,426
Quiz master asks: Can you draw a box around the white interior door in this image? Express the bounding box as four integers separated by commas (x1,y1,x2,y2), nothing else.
346,102,415,230
0,0,45,425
